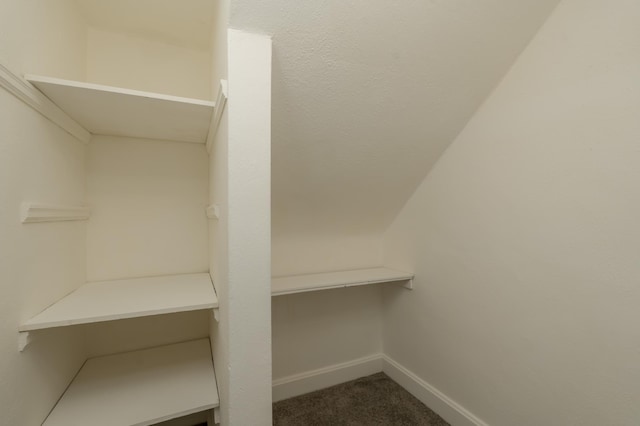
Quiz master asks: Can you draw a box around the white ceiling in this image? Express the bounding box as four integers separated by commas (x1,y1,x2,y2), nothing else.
74,0,214,49
231,0,561,239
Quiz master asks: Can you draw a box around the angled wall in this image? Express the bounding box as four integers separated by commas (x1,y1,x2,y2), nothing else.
383,0,640,424
0,2,88,425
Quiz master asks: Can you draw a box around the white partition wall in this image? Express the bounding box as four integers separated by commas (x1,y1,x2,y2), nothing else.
225,29,272,426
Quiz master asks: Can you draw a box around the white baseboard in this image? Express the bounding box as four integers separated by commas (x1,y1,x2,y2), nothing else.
382,355,488,426
272,353,384,402
272,352,488,426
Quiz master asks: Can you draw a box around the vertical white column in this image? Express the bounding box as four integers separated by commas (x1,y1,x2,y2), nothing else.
226,28,272,425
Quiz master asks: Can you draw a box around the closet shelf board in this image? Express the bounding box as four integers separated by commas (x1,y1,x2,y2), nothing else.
43,339,219,426
272,267,414,296
20,273,218,331
25,75,215,143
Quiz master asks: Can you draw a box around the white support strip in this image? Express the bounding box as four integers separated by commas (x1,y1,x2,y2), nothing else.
272,354,384,402
206,80,229,154
0,63,91,143
22,203,91,224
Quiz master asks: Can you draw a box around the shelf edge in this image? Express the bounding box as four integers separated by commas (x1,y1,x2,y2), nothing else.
19,300,218,332
25,74,215,108
271,268,415,296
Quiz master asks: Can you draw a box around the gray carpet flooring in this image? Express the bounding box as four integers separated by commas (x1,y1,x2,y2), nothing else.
273,372,450,425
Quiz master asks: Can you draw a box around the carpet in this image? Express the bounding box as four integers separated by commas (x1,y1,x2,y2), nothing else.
273,372,450,425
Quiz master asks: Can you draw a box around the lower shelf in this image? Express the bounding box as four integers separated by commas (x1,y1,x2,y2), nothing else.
43,339,219,426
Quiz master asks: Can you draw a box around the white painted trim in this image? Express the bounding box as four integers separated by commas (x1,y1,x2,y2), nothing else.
382,355,489,426
272,353,384,402
206,204,220,220
206,80,228,154
0,64,90,143
21,203,91,224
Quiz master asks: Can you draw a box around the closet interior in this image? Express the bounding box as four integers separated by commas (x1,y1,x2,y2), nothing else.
14,2,223,425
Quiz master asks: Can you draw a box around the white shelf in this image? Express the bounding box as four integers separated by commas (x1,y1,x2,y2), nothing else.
271,267,414,296
43,339,219,426
20,273,218,332
25,75,215,143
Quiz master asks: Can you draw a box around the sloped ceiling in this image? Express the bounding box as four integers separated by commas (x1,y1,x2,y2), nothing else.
231,0,561,239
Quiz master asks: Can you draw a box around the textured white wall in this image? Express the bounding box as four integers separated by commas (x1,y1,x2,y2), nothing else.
232,0,560,240
383,0,640,424
232,0,560,394
0,2,88,425
86,136,209,282
86,27,211,100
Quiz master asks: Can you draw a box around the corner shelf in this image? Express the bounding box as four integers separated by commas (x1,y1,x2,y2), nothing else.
20,273,218,332
271,267,414,296
42,339,219,426
25,75,215,143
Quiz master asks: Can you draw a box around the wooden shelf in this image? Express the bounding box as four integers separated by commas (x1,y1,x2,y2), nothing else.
20,273,218,332
271,267,414,296
43,339,219,426
25,75,215,143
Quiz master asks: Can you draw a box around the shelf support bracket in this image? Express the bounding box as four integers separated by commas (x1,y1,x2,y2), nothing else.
18,332,32,352
213,308,219,322
403,278,414,290
213,407,220,425
206,204,220,220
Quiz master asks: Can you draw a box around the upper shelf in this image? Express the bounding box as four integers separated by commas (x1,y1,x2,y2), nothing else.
271,267,414,296
43,339,219,426
25,75,215,143
20,273,218,332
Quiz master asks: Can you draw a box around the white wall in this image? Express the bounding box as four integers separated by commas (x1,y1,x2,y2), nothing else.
82,310,210,358
0,90,88,426
86,27,211,100
383,0,640,424
84,135,209,358
0,2,88,425
272,234,382,277
86,136,209,282
271,234,385,385
0,0,86,80
272,286,382,379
